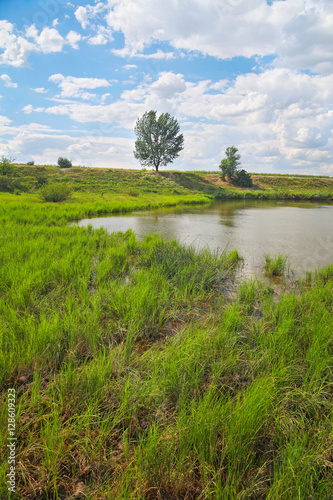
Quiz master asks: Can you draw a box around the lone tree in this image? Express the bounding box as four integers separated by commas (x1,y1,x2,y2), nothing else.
219,146,252,187
219,146,241,180
134,110,184,172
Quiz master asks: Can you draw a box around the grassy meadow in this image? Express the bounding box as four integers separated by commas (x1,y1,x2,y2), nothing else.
0,164,333,499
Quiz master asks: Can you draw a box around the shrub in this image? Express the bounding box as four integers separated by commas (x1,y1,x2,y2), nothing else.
127,188,139,197
39,183,72,202
0,178,26,193
0,156,15,175
57,157,72,169
35,175,48,188
27,160,34,166
233,169,253,187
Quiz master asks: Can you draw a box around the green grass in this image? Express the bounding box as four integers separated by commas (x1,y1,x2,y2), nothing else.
0,166,332,499
1,164,333,201
264,254,289,277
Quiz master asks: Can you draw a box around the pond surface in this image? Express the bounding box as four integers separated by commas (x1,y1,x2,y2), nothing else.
76,200,333,280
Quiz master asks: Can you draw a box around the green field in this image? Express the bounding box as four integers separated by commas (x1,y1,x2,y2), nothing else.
1,165,333,499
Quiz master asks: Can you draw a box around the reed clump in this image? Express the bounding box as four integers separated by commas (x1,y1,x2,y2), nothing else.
264,253,288,276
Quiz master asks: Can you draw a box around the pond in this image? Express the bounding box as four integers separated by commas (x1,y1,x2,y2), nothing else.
76,200,333,280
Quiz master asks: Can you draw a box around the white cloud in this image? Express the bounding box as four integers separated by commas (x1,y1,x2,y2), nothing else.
0,22,83,66
0,20,34,67
150,72,186,99
74,6,90,29
26,26,66,53
88,34,108,45
74,2,107,29
32,87,48,93
0,116,135,168
49,73,111,100
123,64,138,70
0,74,17,88
103,0,333,74
66,31,82,49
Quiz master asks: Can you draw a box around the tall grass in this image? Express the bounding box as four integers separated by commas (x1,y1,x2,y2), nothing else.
0,190,332,499
264,254,288,276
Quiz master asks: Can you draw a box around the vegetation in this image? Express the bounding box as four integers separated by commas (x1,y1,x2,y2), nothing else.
0,156,15,176
39,183,72,202
134,110,184,172
219,147,253,187
0,165,332,497
58,157,72,169
0,163,332,201
0,188,332,498
233,168,253,187
264,254,288,277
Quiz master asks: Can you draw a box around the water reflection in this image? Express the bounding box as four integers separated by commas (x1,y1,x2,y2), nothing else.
76,200,333,280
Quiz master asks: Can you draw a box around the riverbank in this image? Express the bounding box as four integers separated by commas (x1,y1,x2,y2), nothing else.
2,164,333,202
0,168,332,498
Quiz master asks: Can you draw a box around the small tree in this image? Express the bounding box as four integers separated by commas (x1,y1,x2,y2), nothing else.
219,146,241,180
134,110,184,172
219,147,252,187
58,157,72,169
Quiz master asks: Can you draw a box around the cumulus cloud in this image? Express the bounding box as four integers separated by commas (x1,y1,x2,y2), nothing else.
26,25,66,53
0,115,134,168
49,73,111,100
66,31,82,49
74,2,107,29
101,0,333,74
0,22,82,66
88,34,108,45
0,74,17,88
0,20,34,67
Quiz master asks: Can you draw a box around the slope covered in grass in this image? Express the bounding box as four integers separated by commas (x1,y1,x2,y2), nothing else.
1,163,333,201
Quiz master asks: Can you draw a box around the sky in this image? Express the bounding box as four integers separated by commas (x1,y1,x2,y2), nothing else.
0,0,333,174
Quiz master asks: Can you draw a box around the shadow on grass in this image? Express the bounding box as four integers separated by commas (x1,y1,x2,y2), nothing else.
160,172,221,196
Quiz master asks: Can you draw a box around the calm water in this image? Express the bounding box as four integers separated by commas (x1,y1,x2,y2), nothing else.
76,200,333,279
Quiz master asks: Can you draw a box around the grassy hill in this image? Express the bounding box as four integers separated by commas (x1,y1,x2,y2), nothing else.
1,164,333,202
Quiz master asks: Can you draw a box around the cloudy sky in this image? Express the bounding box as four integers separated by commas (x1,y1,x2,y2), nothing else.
0,0,333,174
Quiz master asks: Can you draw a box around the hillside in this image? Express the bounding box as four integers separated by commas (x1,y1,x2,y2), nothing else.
1,164,333,202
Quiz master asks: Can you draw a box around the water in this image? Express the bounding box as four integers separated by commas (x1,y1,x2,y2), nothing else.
76,200,333,280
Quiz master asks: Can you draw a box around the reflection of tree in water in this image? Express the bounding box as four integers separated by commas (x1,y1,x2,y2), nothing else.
135,209,182,241
216,200,248,228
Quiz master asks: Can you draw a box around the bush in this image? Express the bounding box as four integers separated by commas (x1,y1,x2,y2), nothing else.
57,157,72,169
233,169,253,187
0,178,26,193
27,160,34,166
0,156,15,175
35,175,48,188
39,183,72,202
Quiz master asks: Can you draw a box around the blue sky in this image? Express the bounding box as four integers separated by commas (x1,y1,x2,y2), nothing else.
0,0,333,174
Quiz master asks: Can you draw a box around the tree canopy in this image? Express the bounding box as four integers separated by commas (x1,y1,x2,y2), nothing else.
133,110,184,172
218,146,253,187
219,146,241,180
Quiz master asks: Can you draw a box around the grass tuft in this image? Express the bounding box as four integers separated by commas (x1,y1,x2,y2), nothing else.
264,253,288,276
